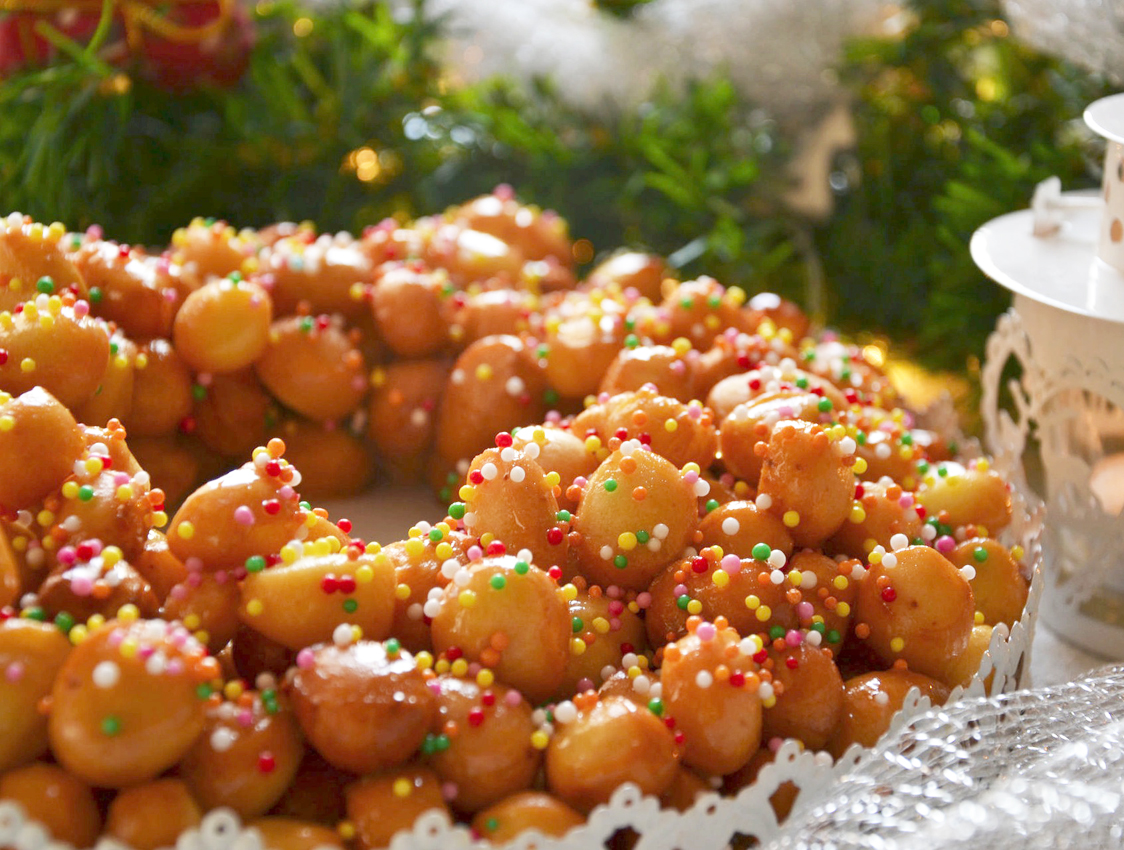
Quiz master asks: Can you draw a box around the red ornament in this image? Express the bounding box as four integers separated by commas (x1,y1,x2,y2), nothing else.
139,0,254,91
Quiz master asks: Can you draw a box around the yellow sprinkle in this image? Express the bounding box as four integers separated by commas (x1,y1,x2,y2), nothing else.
863,538,878,553
68,624,88,645
592,617,610,634
47,222,65,241
976,458,990,472
889,637,905,653
788,570,802,586
570,637,587,656
833,575,849,590
617,532,638,551
223,681,245,700
27,222,44,241
392,778,413,798
435,542,453,560
351,625,362,642
475,364,494,381
762,695,777,709
435,659,450,674
1011,545,1024,561
356,565,374,583
745,595,760,610
476,668,495,688
415,652,434,670
177,521,195,540
531,731,550,750
686,599,703,615
869,550,883,565
10,536,25,552
974,611,985,625
458,590,477,608
836,602,851,617
19,358,35,373
36,510,53,527
584,436,602,453
0,416,16,432
408,526,423,539
450,657,468,677
114,354,129,369
459,484,477,501
627,665,641,679
899,447,914,460
280,545,298,564
87,614,106,631
671,337,691,356
115,484,133,501
38,314,54,330
544,471,561,487
245,599,264,617
365,542,381,555
852,457,868,475
391,583,410,602
119,638,139,658
712,569,730,588
755,605,772,622
405,538,425,558
134,353,148,369
783,510,800,528
849,504,866,524
117,603,139,622
561,583,578,601
977,525,989,538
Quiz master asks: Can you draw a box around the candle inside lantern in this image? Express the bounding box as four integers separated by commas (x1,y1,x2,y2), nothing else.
1091,451,1124,517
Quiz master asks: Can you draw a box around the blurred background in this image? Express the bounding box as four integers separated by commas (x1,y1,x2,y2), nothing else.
0,0,1117,385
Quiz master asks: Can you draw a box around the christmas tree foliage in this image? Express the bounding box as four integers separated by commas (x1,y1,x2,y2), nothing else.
0,0,1112,370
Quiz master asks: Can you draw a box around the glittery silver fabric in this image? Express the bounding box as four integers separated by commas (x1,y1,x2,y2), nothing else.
1003,0,1124,82
767,665,1124,849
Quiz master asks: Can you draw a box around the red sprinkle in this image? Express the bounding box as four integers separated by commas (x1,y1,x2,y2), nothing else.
785,657,799,670
337,519,352,534
729,672,745,687
258,753,276,773
263,500,281,515
881,587,897,603
546,527,564,546
338,575,357,594
481,691,496,707
468,708,485,727
320,575,338,594
495,432,513,448
486,541,506,556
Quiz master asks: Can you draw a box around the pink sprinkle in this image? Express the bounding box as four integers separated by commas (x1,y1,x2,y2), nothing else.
778,405,794,417
238,710,254,727
721,554,741,573
296,649,316,670
107,631,124,648
234,506,255,526
545,410,561,424
597,392,610,404
57,547,77,567
687,404,702,420
576,677,594,693
113,472,130,486
441,782,458,802
493,183,514,200
785,630,803,647
696,622,717,642
608,600,624,616
504,690,523,707
674,583,688,596
796,601,814,620
166,659,185,677
187,573,203,588
138,645,155,660
899,494,914,508
213,570,228,585
467,545,483,561
5,661,24,683
87,224,103,239
606,585,622,599
467,662,481,677
768,736,784,753
70,575,94,597
670,360,686,375
635,592,651,610
683,470,699,484
936,535,956,553
279,485,295,500
609,617,622,631
73,301,90,318
573,477,588,489
197,372,213,387
170,584,188,602
428,681,443,695
186,557,204,573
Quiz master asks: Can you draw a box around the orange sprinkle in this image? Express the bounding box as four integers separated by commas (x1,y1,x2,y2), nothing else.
480,648,500,667
685,615,702,632
619,456,636,475
631,411,648,427
855,622,871,639
753,441,768,457
489,632,509,651
632,486,647,501
714,615,728,630
267,438,286,458
876,575,891,589
663,644,682,663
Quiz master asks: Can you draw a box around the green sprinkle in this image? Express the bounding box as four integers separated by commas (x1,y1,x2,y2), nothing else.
78,485,95,502
571,617,583,633
536,344,549,359
810,621,826,634
245,555,266,573
343,599,358,613
624,334,639,349
54,612,74,633
299,316,314,333
36,276,54,294
385,638,400,656
543,389,559,405
795,377,809,389
648,698,665,716
912,537,925,546
24,608,45,622
490,574,507,590
556,510,571,522
857,432,867,446
768,625,785,641
514,561,530,575
973,547,989,562
88,287,103,304
900,433,913,446
917,460,930,474
428,528,443,542
448,502,466,520
817,398,833,413
680,297,694,309
827,629,842,644
192,384,207,401
636,530,650,544
676,594,690,610
752,542,771,561
101,715,121,736
937,465,949,477
604,479,618,492
229,271,242,283
109,341,119,355
705,499,719,513
195,684,213,700
486,818,498,833
613,554,628,569
707,295,722,308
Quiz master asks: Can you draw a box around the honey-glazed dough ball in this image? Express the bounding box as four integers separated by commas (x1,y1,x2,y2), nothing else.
174,277,273,373
127,436,201,508
545,694,679,812
434,335,548,470
746,292,810,342
105,779,202,850
171,219,256,281
163,569,243,651
643,277,752,349
540,295,627,400
855,544,974,682
371,263,451,357
946,538,1028,628
660,624,763,775
424,223,526,286
239,551,395,651
850,422,923,489
273,419,372,500
193,370,273,458
510,425,598,514
595,389,719,470
917,459,1013,536
659,765,711,812
472,792,585,842
346,767,450,850
0,219,86,312
761,643,843,750
706,366,845,422
430,556,569,704
289,640,436,775
717,390,829,485
368,359,449,482
48,619,211,787
757,420,856,548
828,669,950,757
381,533,466,654
249,818,345,850
583,251,666,302
600,344,698,402
0,387,85,511
559,589,647,698
450,288,540,345
230,623,296,682
698,500,794,561
454,192,572,265
178,690,304,819
268,749,350,825
694,332,787,397
943,624,996,692
0,762,101,847
125,338,194,437
463,446,567,570
429,677,540,812
255,315,367,422
264,233,373,320
827,480,924,559
70,241,175,340
48,465,156,564
167,456,305,571
132,529,188,602
75,331,136,426
0,297,110,408
38,557,160,624
572,446,698,591
0,619,72,772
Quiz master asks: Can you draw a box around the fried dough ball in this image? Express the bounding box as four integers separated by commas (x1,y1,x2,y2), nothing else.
75,331,136,426
424,224,526,286
546,694,679,813
463,446,567,570
172,219,255,281
757,420,856,548
827,480,924,559
454,192,572,265
430,556,569,704
572,446,698,591
450,288,540,345
429,677,540,812
511,425,598,514
178,691,304,818
346,767,450,850
48,466,155,564
698,500,794,561
659,766,711,812
71,241,175,339
918,460,1013,536
946,538,1028,628
272,419,372,500
381,534,466,654
0,762,101,847
706,366,844,422
125,338,194,437
591,389,719,470
717,391,827,485
944,624,996,692
472,792,585,843
0,620,72,772
168,457,305,571
268,750,349,825
645,278,751,349
541,297,627,400
255,315,367,422
761,643,843,750
105,779,202,850
239,551,395,651
559,589,647,698
660,624,763,775
0,387,85,511
38,557,160,624
249,818,344,850
173,277,272,373
192,369,273,458
290,640,435,775
0,523,26,606
0,219,86,311
600,344,698,402
0,298,109,408
854,544,974,682
48,619,210,787
584,251,666,302
747,293,810,342
371,263,451,357
828,669,950,758
368,359,449,481
264,234,373,319
434,335,547,469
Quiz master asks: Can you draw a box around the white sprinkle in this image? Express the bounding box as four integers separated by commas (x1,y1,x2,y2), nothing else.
600,545,613,561
423,599,442,619
450,369,465,385
510,465,526,483
553,701,577,724
621,653,639,668
837,437,857,456
874,691,890,706
332,624,354,646
650,682,663,699
462,512,477,526
695,671,714,689
505,376,525,396
768,550,787,569
721,517,740,536
801,571,818,589
890,534,910,551
758,682,774,701
755,493,773,511
632,675,651,695
255,673,277,692
211,727,237,752
524,442,540,459
875,443,892,460
806,630,823,646
407,603,424,621
500,447,516,462
959,565,977,581
600,665,617,683
882,553,898,569
480,462,498,481
145,652,166,676
92,661,120,689
453,568,472,587
517,548,534,563
653,523,669,540
921,524,937,541
694,479,710,497
456,458,470,475
410,408,428,428
770,569,785,585
440,559,460,579
647,539,662,552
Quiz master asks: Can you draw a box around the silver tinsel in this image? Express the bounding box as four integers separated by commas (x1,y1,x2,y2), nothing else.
1003,0,1124,83
405,0,895,122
